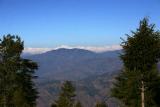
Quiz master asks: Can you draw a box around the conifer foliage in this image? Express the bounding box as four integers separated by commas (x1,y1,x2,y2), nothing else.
51,81,83,107
56,81,76,107
0,34,38,107
112,18,160,107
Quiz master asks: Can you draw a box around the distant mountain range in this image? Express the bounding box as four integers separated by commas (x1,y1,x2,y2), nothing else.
25,48,123,107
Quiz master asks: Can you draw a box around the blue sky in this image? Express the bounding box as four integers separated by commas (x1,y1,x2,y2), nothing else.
0,0,160,48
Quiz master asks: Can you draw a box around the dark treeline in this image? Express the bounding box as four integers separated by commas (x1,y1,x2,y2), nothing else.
0,18,160,107
112,18,160,107
0,35,38,107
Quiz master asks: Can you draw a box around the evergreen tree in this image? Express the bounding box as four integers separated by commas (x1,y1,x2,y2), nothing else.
53,81,76,107
95,101,108,107
0,34,38,107
14,59,38,107
112,70,142,107
112,18,160,107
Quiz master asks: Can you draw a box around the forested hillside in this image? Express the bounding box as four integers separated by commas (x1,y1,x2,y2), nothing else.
25,49,122,107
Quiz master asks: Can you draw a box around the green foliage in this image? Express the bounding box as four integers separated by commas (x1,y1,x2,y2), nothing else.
95,101,108,107
15,59,38,107
12,88,29,107
112,70,142,107
112,18,160,107
0,34,38,107
112,68,160,107
53,81,76,107
121,18,160,72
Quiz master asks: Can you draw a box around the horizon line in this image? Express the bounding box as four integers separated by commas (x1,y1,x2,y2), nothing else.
23,45,122,55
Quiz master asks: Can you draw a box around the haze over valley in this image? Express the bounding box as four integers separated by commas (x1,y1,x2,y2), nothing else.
25,48,122,107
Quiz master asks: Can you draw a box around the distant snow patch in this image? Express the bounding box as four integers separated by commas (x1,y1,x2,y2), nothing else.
54,45,122,53
23,48,53,55
23,45,122,55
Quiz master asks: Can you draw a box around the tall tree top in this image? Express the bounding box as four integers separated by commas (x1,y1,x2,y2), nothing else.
121,18,160,72
0,34,24,59
61,81,76,98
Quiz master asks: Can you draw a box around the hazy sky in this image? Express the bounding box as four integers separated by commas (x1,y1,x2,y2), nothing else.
0,0,160,48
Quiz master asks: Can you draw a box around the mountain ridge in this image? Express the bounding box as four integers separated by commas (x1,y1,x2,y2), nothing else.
27,48,122,81
24,48,123,107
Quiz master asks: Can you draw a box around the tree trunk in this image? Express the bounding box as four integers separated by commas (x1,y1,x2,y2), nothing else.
141,81,145,107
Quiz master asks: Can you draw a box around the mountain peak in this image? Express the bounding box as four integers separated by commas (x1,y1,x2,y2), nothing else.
45,48,96,55
23,45,122,55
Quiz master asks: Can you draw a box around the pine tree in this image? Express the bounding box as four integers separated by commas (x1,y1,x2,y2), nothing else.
14,59,38,107
0,34,38,107
0,35,24,107
95,101,108,107
112,70,142,107
52,81,76,107
111,18,160,107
